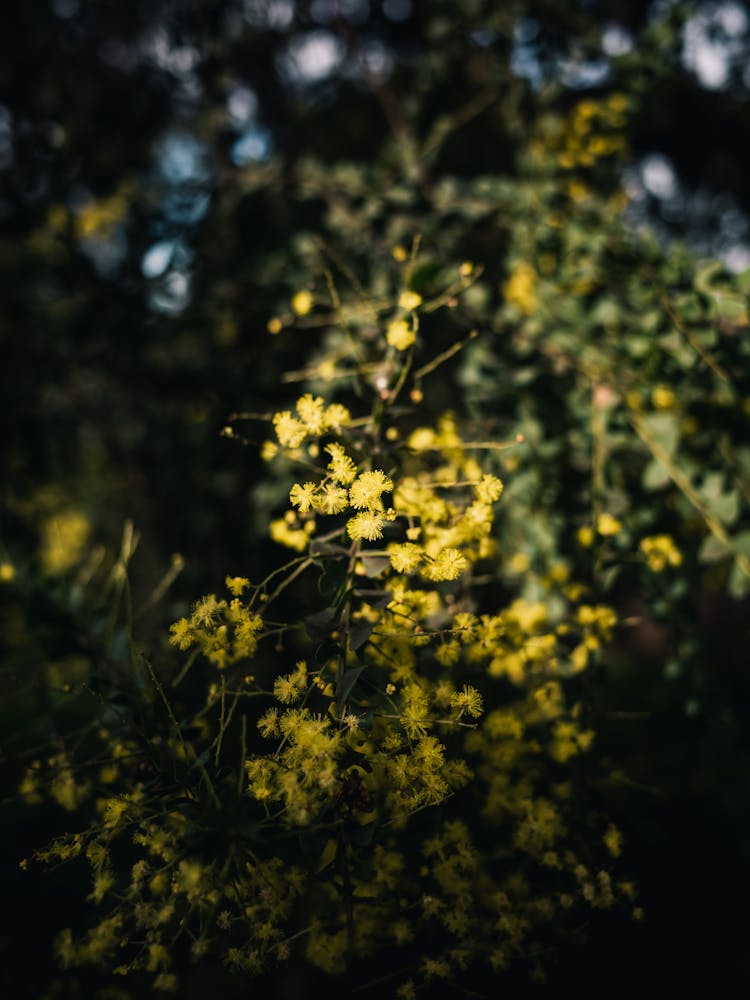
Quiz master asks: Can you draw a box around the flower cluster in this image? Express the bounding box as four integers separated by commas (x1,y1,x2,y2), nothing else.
23,265,633,997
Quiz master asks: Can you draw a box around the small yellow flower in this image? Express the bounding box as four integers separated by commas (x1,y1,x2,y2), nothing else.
289,482,318,513
266,317,283,334
392,245,408,262
577,525,594,547
639,534,682,572
388,543,423,573
596,512,622,536
296,394,327,435
273,411,307,448
326,443,357,484
503,262,537,315
314,483,349,515
603,824,623,858
651,385,676,410
291,290,313,316
347,511,387,542
386,318,415,351
0,562,15,582
423,548,468,582
323,403,351,431
450,684,483,718
398,290,422,311
349,470,394,510
475,474,504,504
225,576,250,596
261,440,278,462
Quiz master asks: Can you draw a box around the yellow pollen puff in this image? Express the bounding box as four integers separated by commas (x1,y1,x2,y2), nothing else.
503,262,537,315
225,576,250,596
398,290,422,311
459,261,474,276
577,525,594,547
347,510,387,542
603,824,623,857
266,317,283,334
386,318,415,351
651,385,676,409
325,443,357,484
391,244,408,261
424,548,468,582
261,440,278,462
291,290,313,316
349,470,394,510
0,562,15,582
596,513,622,536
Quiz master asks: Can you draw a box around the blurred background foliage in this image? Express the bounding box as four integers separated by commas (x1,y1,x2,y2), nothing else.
2,0,750,995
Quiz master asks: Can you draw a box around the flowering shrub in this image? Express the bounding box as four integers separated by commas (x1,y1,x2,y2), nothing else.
6,7,750,995
19,259,637,994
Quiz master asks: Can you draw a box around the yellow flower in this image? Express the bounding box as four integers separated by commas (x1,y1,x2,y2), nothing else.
639,534,682,572
41,510,90,575
503,262,537,315
577,525,594,547
596,512,621,536
314,483,349,515
289,482,318,513
325,443,357,484
450,684,483,718
0,562,15,582
651,384,676,410
386,318,415,351
475,474,504,504
603,824,623,858
266,317,283,334
347,511,387,541
423,548,468,582
291,290,313,316
273,411,307,448
349,470,394,510
296,394,327,435
225,576,250,596
388,543,423,573
323,403,351,431
261,440,278,461
398,290,422,311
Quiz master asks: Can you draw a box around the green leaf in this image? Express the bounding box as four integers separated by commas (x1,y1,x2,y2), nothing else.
693,260,723,294
354,588,393,610
642,459,670,491
698,534,731,564
337,665,366,708
304,607,337,642
699,473,739,526
728,557,750,599
348,619,373,653
315,838,339,874
360,554,390,578
318,560,348,598
641,412,680,457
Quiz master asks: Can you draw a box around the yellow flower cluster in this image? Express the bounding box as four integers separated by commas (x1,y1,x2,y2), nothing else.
28,281,631,996
169,578,262,669
272,394,351,449
503,261,537,315
556,94,628,170
639,534,682,572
